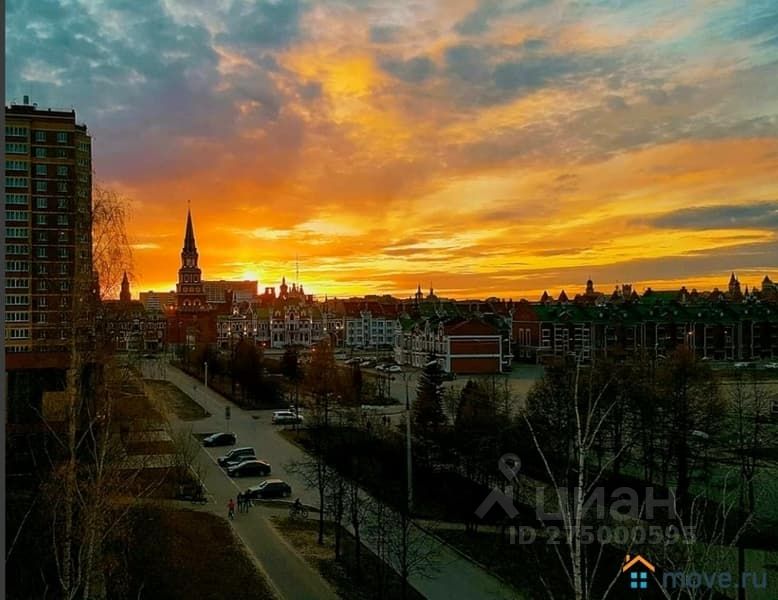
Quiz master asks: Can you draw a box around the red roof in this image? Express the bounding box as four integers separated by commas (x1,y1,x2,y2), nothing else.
443,318,498,336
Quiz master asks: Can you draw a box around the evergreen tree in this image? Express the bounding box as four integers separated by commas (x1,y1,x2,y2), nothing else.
414,354,446,430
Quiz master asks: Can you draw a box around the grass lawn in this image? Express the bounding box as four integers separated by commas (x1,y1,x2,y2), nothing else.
118,505,275,600
271,516,425,600
144,379,211,420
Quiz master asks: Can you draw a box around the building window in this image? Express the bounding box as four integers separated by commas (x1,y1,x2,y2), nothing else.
9,328,30,340
6,244,29,254
35,131,46,142
6,227,28,238
57,149,67,158
6,312,30,322
57,182,68,193
5,160,28,170
6,177,28,187
59,263,68,275
38,281,48,291
35,181,47,192
35,147,47,158
6,294,30,305
6,126,28,137
58,231,67,242
38,297,48,307
36,215,47,225
36,247,47,258
37,313,47,323
5,210,28,221
57,132,68,144
6,261,29,272
6,193,28,205
57,198,68,209
57,166,68,177
35,197,47,209
58,248,68,259
5,143,28,154
57,215,68,226
37,263,48,275
35,164,47,176
37,232,48,243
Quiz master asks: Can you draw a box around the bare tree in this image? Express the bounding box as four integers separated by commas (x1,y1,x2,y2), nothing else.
286,446,331,545
384,509,440,600
523,356,626,600
92,182,133,299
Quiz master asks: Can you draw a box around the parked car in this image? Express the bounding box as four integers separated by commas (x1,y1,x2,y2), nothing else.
245,479,292,499
227,460,272,478
272,410,304,425
217,447,255,467
387,365,402,373
376,364,387,371
203,432,236,447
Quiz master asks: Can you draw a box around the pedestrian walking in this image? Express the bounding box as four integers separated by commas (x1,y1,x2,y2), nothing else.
228,498,235,520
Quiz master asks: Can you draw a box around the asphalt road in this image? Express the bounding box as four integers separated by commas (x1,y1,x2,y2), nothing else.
143,360,520,600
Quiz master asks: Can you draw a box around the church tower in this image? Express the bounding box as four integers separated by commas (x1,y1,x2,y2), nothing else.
120,271,131,303
176,209,208,310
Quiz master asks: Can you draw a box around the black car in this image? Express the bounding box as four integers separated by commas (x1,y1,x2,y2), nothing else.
203,432,237,447
227,460,271,478
245,479,292,499
217,447,255,467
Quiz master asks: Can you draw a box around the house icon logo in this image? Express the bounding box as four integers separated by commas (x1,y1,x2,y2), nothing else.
622,554,656,590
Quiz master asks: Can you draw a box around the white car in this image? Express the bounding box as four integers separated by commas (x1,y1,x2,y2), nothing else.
388,365,402,372
272,410,304,425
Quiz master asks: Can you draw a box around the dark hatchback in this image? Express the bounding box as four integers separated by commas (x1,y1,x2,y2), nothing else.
227,460,272,478
245,479,292,500
203,432,236,447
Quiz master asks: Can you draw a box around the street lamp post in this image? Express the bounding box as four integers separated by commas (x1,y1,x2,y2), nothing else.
402,371,413,513
204,361,208,390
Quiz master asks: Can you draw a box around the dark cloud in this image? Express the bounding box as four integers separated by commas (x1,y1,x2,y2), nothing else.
454,0,502,35
216,0,303,49
517,240,778,292
646,202,778,230
444,44,492,83
298,80,323,100
379,55,436,83
493,53,611,96
369,24,400,43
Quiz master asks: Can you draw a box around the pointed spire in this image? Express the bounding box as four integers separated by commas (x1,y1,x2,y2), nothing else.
183,208,197,253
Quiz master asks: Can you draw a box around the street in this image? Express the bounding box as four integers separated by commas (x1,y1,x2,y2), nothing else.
142,359,520,599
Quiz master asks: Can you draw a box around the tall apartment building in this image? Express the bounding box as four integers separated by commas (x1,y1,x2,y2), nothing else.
5,98,93,375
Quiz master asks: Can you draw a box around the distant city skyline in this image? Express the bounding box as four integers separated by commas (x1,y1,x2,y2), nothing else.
7,1,778,299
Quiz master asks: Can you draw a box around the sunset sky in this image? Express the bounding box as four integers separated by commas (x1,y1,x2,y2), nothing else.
7,0,778,300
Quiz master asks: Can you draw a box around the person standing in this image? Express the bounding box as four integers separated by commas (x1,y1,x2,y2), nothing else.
228,498,235,520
